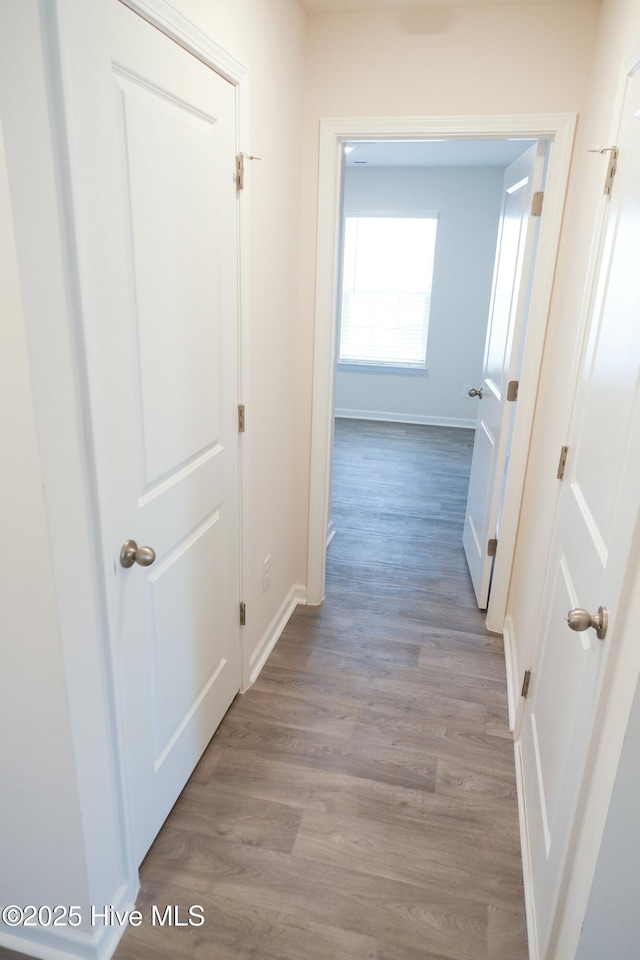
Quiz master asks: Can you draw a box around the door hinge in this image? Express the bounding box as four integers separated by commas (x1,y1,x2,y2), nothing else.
604,148,619,195
239,602,246,626
236,152,261,191
588,146,619,196
238,403,246,433
487,537,498,557
531,191,544,217
600,147,619,197
557,444,569,480
506,380,519,402
521,669,532,698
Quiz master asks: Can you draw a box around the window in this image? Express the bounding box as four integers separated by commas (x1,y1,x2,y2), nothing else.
338,215,438,370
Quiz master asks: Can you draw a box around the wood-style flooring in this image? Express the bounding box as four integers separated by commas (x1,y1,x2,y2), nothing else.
2,419,528,960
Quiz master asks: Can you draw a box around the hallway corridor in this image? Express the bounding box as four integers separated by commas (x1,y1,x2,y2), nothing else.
112,419,529,960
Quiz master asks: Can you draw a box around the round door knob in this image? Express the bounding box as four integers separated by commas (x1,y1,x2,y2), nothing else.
120,539,156,568
468,387,483,398
566,606,608,640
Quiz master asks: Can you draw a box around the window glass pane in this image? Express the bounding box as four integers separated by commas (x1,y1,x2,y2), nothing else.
339,216,437,368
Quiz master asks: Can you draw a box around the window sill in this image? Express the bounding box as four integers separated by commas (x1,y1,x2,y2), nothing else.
337,362,429,377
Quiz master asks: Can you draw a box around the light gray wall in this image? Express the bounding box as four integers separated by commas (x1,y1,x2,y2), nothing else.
576,672,640,959
335,164,504,426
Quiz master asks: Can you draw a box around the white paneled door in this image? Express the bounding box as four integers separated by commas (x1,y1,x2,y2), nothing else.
520,69,640,957
62,1,242,863
463,143,546,608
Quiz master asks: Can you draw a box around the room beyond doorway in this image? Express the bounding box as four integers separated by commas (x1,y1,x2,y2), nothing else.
328,136,542,614
334,137,535,429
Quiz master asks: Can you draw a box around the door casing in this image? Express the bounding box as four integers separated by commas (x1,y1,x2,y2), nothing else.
306,114,575,659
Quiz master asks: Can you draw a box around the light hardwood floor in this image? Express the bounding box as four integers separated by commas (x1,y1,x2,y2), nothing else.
1,420,528,960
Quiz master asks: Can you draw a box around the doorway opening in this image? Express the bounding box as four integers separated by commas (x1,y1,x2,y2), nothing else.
327,137,542,612
307,115,576,662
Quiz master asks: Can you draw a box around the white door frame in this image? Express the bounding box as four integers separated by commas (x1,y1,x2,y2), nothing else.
307,113,576,631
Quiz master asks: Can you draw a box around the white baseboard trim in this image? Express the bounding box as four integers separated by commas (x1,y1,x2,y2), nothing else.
503,614,518,733
514,738,539,960
0,928,92,960
94,882,136,960
0,881,134,960
248,584,307,686
0,931,89,960
335,409,476,429
327,520,336,548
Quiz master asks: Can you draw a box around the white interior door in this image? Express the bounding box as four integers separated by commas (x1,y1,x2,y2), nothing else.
519,70,640,958
62,1,242,863
463,143,546,608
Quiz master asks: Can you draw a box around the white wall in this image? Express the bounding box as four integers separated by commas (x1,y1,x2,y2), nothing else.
335,164,503,426
173,0,308,662
297,1,600,577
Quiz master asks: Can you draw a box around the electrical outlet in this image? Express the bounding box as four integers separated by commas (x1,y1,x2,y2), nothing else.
463,384,473,398
263,555,271,593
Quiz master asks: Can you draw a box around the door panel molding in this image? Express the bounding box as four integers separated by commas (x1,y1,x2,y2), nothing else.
118,0,253,695
307,113,576,625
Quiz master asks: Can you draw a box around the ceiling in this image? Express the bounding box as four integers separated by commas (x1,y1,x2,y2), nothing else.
344,138,537,168
299,0,595,11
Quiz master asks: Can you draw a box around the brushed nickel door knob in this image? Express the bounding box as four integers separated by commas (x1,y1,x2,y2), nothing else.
468,387,483,398
120,539,156,568
566,606,608,640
